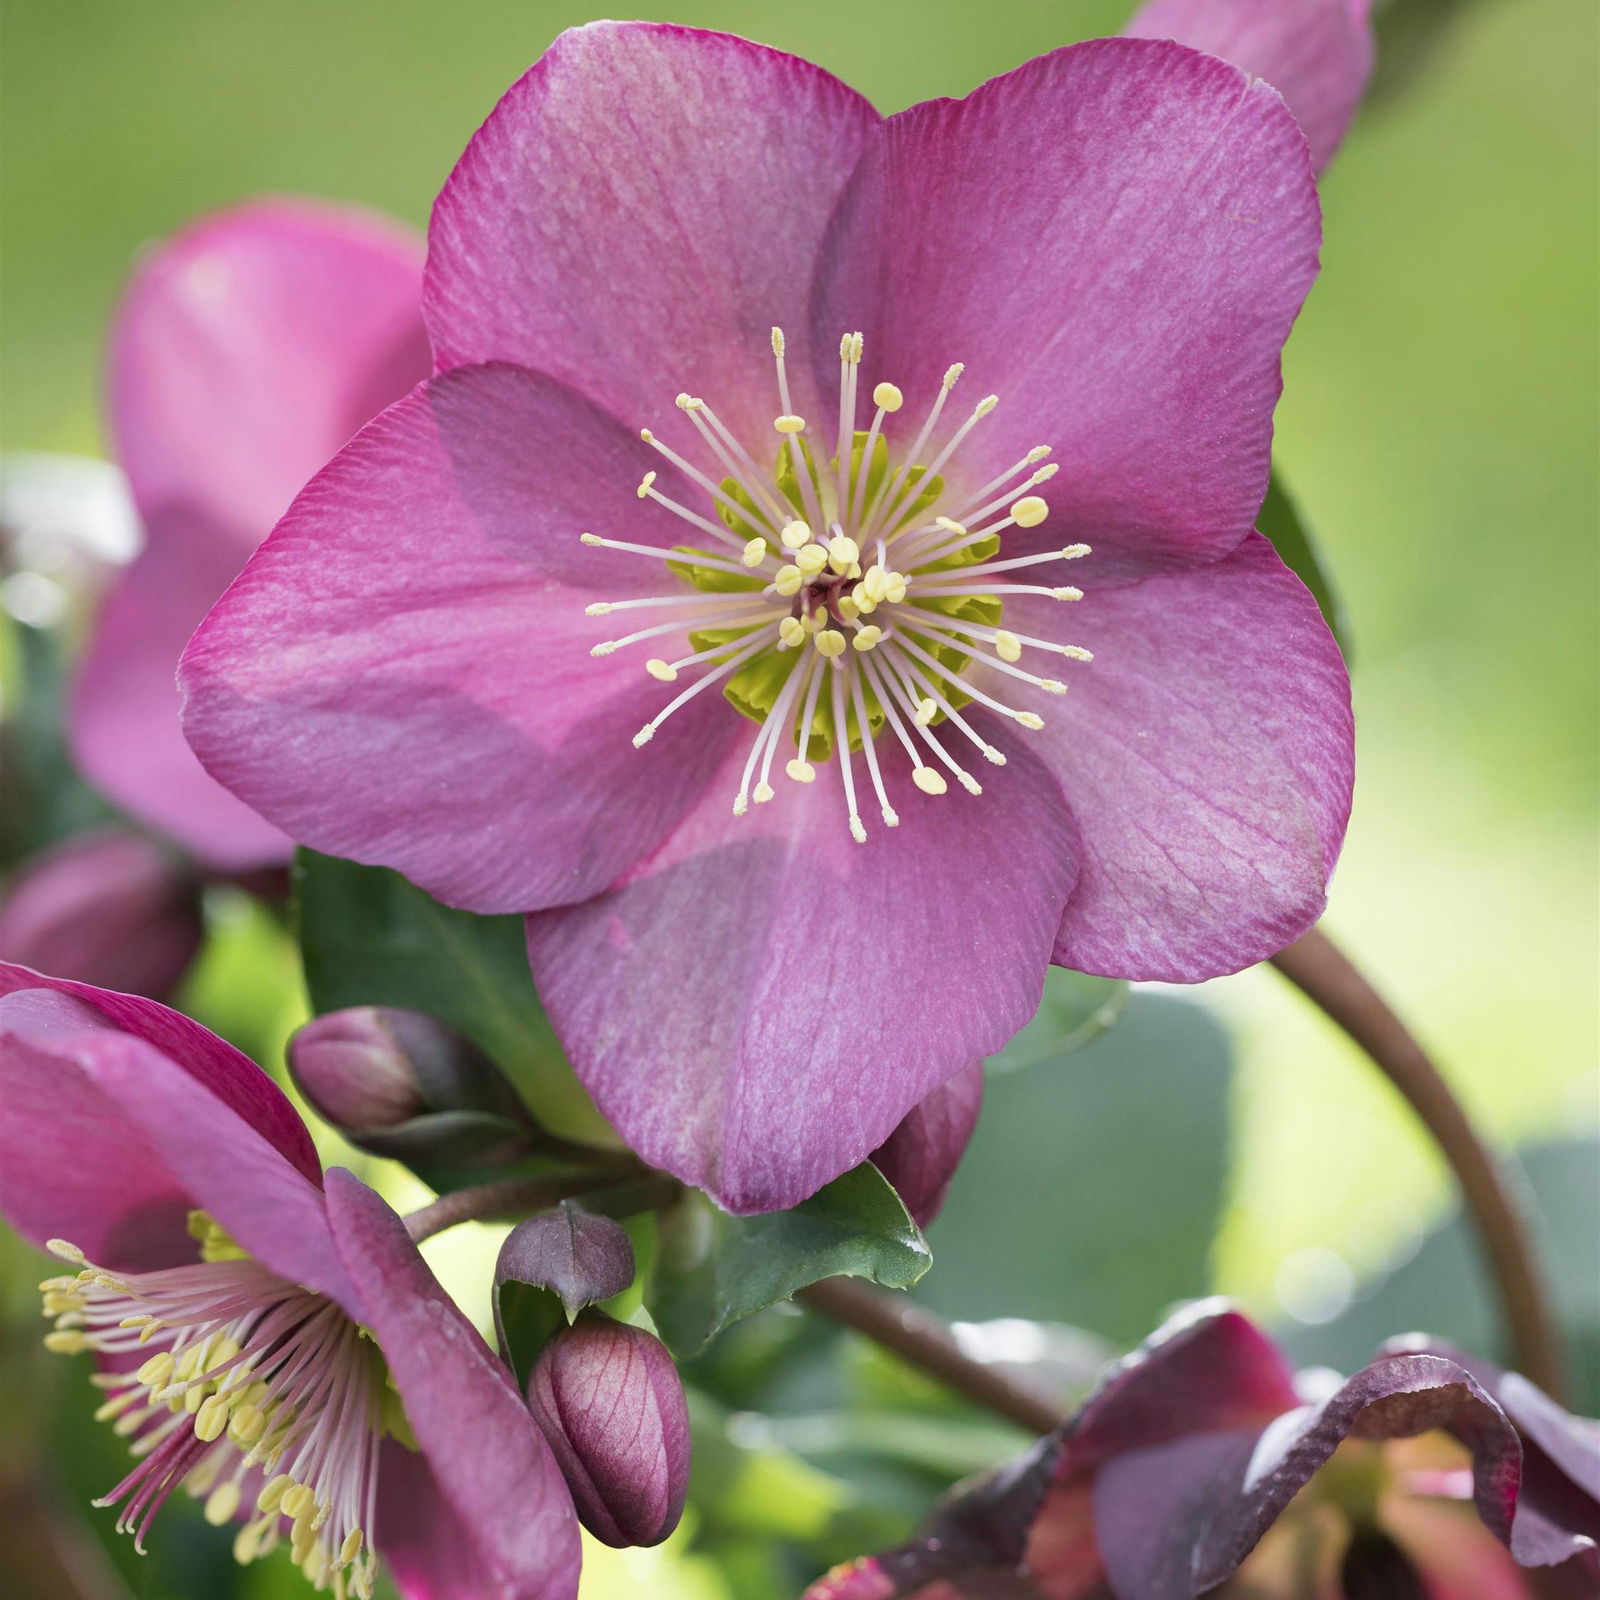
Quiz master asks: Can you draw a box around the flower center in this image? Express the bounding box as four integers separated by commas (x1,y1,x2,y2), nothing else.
582,328,1093,842
39,1216,399,1599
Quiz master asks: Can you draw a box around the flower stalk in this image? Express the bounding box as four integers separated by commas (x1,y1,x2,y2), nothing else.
402,1170,678,1243
1271,926,1563,1398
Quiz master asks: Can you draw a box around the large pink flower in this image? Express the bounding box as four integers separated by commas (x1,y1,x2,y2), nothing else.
180,24,1352,1212
71,199,428,870
0,962,580,1600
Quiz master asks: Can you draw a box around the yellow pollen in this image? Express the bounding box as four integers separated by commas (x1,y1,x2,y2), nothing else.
258,1474,294,1514
837,595,861,621
194,1394,232,1443
584,602,613,615
849,814,867,844
827,534,859,573
281,1483,317,1521
1010,495,1049,528
230,1403,268,1445
794,544,828,577
884,574,908,604
975,394,999,417
674,393,702,410
741,537,768,567
778,617,806,647
1053,586,1084,601
1062,543,1091,559
993,630,1023,663
774,414,806,434
913,768,948,796
635,472,657,499
753,781,775,804
851,626,883,652
872,382,904,412
770,327,785,356
1064,645,1094,661
814,629,847,658
1033,462,1060,483
137,1352,176,1389
205,1482,242,1526
914,698,938,726
1027,445,1052,463
1040,679,1068,694
774,565,803,596
580,532,604,546
786,759,816,784
942,363,964,389
934,516,965,535
44,1329,88,1354
780,519,812,550
1017,712,1046,730
639,427,654,442
47,1240,86,1264
340,1528,365,1567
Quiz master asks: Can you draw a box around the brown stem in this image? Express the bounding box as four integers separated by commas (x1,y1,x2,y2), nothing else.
1271,926,1562,1396
403,1169,680,1242
797,1276,1065,1434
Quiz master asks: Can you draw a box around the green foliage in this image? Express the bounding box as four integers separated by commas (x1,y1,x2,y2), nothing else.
651,1166,931,1358
1257,468,1350,653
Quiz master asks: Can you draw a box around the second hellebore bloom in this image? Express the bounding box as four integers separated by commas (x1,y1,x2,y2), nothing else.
180,24,1354,1212
0,963,581,1599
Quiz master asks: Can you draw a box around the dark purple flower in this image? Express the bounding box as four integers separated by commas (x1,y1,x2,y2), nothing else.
72,199,427,870
872,1060,986,1228
0,962,580,1599
180,24,1351,1213
1125,0,1376,173
806,1302,1599,1599
0,827,202,999
526,1311,692,1549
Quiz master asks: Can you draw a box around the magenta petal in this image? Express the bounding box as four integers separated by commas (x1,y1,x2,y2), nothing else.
527,736,1079,1213
323,1171,582,1600
1124,0,1375,173
427,21,878,441
73,200,427,866
181,364,739,913
816,38,1319,583
1018,533,1352,982
0,962,321,1184
871,1060,986,1229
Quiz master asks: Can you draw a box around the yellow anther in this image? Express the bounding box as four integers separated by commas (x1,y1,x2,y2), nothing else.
195,1394,232,1443
974,394,999,417
774,564,804,596
855,592,878,614
95,1391,140,1422
753,782,775,804
837,595,861,621
1033,462,1060,483
741,537,768,568
1017,712,1046,730
588,641,617,657
1064,645,1094,661
934,516,965,535
1010,495,1049,528
957,771,984,795
632,726,655,748
983,745,1007,765
786,759,816,784
801,609,827,632
780,519,812,550
885,575,908,604
839,332,854,360
846,560,862,580
674,393,703,410
882,807,901,827
230,1404,268,1445
257,1475,294,1515
849,814,867,844
118,1315,154,1330
137,1352,177,1389
827,534,860,573
913,768,949,796
584,602,613,616
205,1482,242,1527
234,1523,263,1565
1039,679,1068,695
860,566,886,602
281,1483,317,1521
1027,445,1053,463
1062,542,1091,559
339,1528,365,1567
46,1240,85,1264
640,427,654,442
795,544,828,577
914,698,938,726
872,381,904,412
779,617,806,647
770,327,785,356
942,363,965,390
993,630,1023,663
814,629,847,658
774,414,806,434
636,472,657,499
580,532,604,546
851,626,883,652
1053,586,1084,601
44,1329,88,1354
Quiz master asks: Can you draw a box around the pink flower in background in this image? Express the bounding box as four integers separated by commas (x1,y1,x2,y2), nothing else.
72,199,427,870
807,1303,1600,1599
1125,0,1376,172
0,962,581,1600
181,23,1352,1213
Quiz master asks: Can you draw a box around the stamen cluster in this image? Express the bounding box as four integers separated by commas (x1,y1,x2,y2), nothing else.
39,1223,387,1598
583,328,1093,842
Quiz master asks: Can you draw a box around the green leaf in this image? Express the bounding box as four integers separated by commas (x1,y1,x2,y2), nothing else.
1257,469,1350,653
651,1165,931,1358
294,848,610,1143
990,966,1129,1072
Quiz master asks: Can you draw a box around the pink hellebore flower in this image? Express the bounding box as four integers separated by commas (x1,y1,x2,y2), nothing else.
1125,0,1376,173
72,199,428,870
0,962,580,1600
806,1303,1600,1599
180,23,1353,1213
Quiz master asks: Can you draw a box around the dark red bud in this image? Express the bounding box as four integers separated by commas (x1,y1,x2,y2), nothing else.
526,1311,690,1548
871,1059,985,1228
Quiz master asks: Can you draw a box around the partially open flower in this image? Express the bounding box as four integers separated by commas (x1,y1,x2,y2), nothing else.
0,962,580,1599
526,1310,691,1549
806,1302,1599,1598
181,24,1351,1215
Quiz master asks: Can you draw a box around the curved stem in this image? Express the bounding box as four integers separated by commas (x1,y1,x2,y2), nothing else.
404,1173,611,1242
798,1276,1064,1434
1272,926,1562,1397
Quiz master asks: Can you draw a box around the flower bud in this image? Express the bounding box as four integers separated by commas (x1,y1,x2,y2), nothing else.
286,1006,534,1168
526,1311,690,1548
0,828,202,1000
871,1059,985,1228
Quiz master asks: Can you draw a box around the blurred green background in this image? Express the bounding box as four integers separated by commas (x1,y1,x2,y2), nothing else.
2,1,1596,1597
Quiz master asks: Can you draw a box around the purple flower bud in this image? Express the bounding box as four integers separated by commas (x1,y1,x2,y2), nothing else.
0,828,202,1000
871,1060,985,1228
526,1311,690,1548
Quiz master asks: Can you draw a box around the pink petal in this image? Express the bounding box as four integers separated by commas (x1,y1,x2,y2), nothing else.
73,199,427,867
526,736,1079,1214
871,1060,986,1228
1011,532,1352,982
426,21,878,442
324,1171,582,1600
180,364,739,912
0,962,321,1184
815,38,1320,583
1124,0,1375,173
